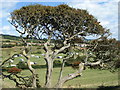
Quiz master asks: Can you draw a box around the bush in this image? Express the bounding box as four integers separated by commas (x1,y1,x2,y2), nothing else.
2,44,15,48
7,67,22,74
53,60,62,67
32,65,41,69
66,55,86,65
65,62,72,66
2,67,9,72
5,40,11,42
17,61,28,69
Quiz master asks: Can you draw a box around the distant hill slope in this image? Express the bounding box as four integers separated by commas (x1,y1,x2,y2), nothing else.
0,34,45,43
0,34,95,43
0,34,20,40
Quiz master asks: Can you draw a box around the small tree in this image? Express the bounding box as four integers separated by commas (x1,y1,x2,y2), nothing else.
1,4,119,88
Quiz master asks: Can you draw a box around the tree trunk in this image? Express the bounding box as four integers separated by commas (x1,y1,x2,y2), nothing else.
45,58,53,88
32,73,37,88
55,60,65,88
55,79,65,88
27,59,37,88
58,60,66,82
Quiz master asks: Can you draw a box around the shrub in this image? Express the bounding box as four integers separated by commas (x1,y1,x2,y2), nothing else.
65,62,72,66
2,67,9,72
7,67,22,74
53,60,62,67
17,61,28,69
5,40,11,42
2,44,15,48
32,65,41,69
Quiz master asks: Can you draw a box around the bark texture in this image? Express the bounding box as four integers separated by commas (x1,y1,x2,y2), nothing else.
55,62,84,88
22,49,37,88
27,59,37,88
45,58,53,88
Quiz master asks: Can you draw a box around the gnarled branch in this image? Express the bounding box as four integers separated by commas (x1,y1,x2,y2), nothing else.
55,62,84,88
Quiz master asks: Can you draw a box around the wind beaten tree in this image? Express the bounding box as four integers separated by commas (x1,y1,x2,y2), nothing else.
6,4,116,88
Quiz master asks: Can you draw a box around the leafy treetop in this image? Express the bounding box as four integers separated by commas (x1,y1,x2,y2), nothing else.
10,4,109,42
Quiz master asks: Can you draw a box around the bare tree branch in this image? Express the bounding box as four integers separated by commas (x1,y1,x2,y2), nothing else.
55,62,84,88
54,43,70,56
85,60,101,66
56,54,74,85
8,20,27,35
57,60,66,84
66,32,85,41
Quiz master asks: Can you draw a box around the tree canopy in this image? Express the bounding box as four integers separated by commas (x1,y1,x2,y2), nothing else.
10,4,109,41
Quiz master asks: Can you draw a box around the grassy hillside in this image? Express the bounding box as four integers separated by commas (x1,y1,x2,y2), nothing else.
2,67,118,88
2,47,119,88
0,34,20,41
1,34,45,43
1,34,119,88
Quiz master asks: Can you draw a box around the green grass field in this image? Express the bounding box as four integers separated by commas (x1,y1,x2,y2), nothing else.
2,67,118,88
1,47,119,88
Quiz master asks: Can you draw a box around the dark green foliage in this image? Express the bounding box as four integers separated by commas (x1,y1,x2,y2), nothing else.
53,60,62,67
88,38,120,70
10,4,108,41
67,55,86,64
2,67,10,72
2,44,15,48
32,65,41,69
3,40,11,42
1,34,20,40
17,61,28,69
2,66,19,72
